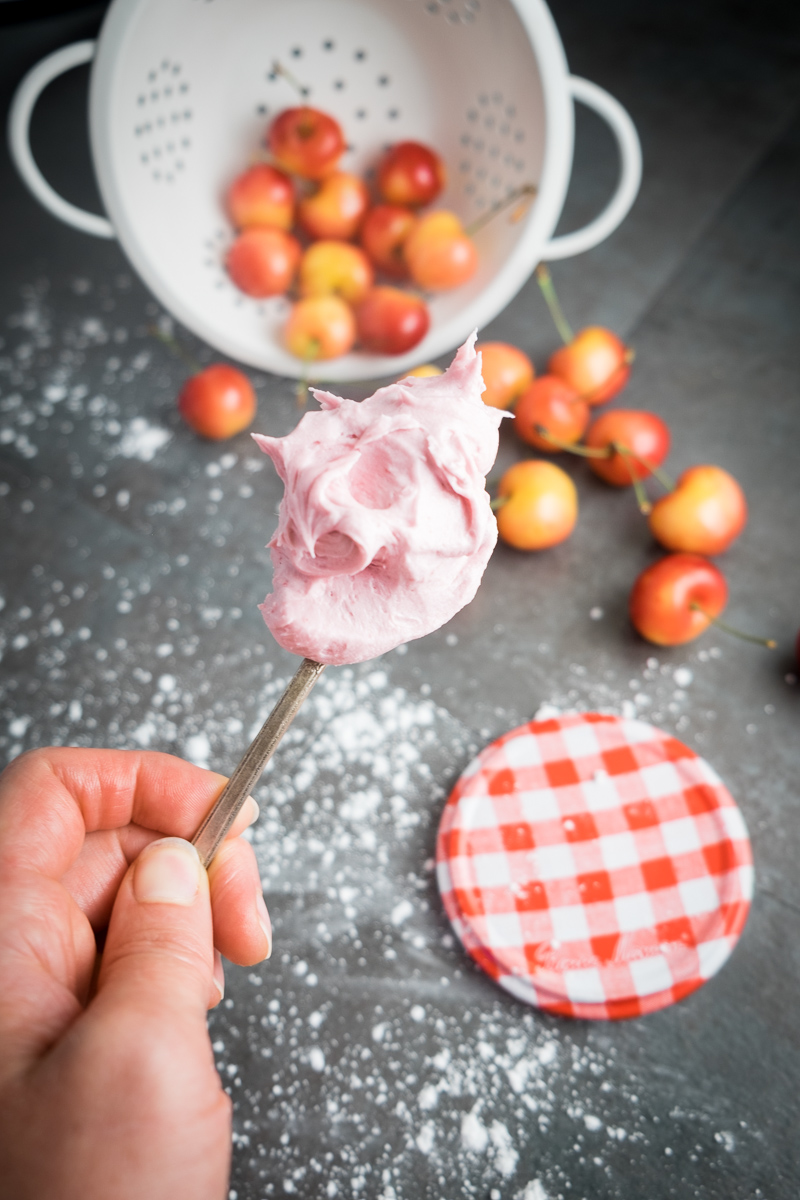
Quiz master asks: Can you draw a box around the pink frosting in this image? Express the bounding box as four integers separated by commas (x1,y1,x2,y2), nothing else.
252,333,505,665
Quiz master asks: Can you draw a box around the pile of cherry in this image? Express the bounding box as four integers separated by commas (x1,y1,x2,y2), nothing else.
223,102,479,360
171,120,782,656
466,266,774,651
174,264,777,654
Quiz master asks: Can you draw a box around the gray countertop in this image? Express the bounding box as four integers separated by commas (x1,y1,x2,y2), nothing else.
1,3,799,1198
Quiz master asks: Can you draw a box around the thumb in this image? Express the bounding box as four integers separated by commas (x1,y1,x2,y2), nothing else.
96,838,221,1021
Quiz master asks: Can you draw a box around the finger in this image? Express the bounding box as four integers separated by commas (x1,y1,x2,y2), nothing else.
61,798,260,929
225,796,261,841
95,838,214,1025
60,839,232,1196
0,867,95,1076
207,837,272,966
0,748,240,882
211,949,225,1009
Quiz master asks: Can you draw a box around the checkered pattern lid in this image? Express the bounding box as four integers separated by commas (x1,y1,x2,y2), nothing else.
437,713,753,1020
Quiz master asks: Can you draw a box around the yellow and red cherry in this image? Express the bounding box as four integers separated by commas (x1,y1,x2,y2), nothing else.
297,171,370,241
355,286,430,355
585,409,671,486
226,227,301,297
403,364,442,378
377,141,446,208
267,106,345,180
178,365,256,440
298,241,374,305
225,163,294,231
404,211,478,291
549,326,634,405
514,374,589,451
284,295,356,361
360,204,418,278
629,553,727,646
477,342,534,410
495,460,578,551
648,465,747,556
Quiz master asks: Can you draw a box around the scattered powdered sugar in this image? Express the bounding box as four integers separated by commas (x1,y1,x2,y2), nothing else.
391,899,414,926
516,1182,549,1200
489,1120,518,1177
524,652,725,746
307,1047,326,1073
416,1122,436,1155
461,1106,489,1153
184,730,212,769
115,417,172,462
0,528,780,1197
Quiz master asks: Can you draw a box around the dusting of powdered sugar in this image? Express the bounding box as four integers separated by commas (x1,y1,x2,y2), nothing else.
114,416,172,462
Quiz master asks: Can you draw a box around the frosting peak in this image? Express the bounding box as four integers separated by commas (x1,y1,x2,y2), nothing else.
253,333,505,665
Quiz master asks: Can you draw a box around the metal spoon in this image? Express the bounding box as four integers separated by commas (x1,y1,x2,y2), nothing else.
191,657,325,868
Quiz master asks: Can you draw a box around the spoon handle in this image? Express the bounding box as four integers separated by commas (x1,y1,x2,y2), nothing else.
192,657,325,868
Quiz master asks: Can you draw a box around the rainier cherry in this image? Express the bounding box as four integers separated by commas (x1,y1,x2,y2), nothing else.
268,106,345,180
360,205,418,278
403,364,442,378
284,295,356,360
495,461,578,551
585,410,671,488
226,227,301,297
535,265,633,404
377,141,446,208
298,171,370,241
178,365,256,440
355,286,430,355
514,375,589,451
226,163,294,231
549,327,634,405
629,554,727,646
477,342,534,410
404,212,478,291
298,241,374,305
648,465,747,556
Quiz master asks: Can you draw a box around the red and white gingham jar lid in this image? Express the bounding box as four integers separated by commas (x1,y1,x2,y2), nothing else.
437,713,753,1020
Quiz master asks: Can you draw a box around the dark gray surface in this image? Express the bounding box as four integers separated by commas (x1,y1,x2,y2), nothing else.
1,3,800,1198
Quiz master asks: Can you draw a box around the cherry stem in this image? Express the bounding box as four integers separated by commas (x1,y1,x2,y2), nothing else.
689,604,777,650
464,183,538,238
533,426,608,457
613,443,652,514
533,428,674,498
148,323,202,375
604,440,674,495
272,60,310,100
535,264,574,346
490,495,508,512
632,454,674,492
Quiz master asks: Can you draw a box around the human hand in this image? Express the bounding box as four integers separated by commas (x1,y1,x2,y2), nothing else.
0,747,272,1200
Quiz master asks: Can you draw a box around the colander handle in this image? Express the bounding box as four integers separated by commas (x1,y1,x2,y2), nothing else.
7,40,114,239
541,76,642,261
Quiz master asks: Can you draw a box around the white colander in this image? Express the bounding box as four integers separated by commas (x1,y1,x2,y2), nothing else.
9,0,641,381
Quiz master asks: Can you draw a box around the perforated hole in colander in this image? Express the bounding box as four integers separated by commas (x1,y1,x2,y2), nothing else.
424,0,481,23
134,59,193,184
459,92,529,212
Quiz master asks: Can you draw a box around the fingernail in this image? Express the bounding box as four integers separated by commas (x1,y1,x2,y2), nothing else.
134,838,201,906
255,887,272,960
213,950,225,1003
244,796,260,827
